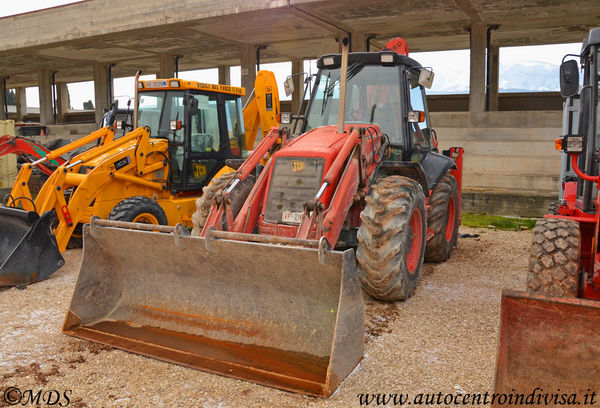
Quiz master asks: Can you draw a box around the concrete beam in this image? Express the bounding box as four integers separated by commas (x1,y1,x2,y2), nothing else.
350,33,367,52
291,59,303,114
38,70,53,125
240,44,257,104
56,82,70,123
93,63,109,124
159,54,175,79
453,0,483,23
218,65,230,85
488,41,499,111
15,87,26,121
469,23,486,116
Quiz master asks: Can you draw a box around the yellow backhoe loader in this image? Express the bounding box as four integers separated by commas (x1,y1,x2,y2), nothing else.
0,71,280,286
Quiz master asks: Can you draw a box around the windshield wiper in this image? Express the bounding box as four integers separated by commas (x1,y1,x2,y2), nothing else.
321,62,365,117
321,72,331,116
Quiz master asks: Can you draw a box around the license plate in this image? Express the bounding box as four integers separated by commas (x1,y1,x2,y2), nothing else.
282,210,303,224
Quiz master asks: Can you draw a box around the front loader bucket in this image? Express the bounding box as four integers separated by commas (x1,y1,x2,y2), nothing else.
63,222,364,397
494,290,600,403
0,207,64,286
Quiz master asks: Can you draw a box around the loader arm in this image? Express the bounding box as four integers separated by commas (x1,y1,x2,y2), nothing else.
201,127,281,236
7,126,116,210
41,127,166,252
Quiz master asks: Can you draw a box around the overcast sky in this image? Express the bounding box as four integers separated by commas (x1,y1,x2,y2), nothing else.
6,1,582,109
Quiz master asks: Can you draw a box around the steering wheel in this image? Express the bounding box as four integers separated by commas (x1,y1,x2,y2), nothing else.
345,109,365,121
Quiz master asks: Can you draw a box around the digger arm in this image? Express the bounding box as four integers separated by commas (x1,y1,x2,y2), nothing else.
0,135,62,176
242,70,280,150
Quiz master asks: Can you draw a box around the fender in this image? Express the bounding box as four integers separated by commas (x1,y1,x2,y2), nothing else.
420,151,455,191
379,160,429,196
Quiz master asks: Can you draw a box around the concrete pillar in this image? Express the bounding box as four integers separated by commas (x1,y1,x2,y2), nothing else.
93,63,109,124
291,59,303,114
15,87,26,121
218,65,230,85
56,82,70,123
469,23,486,116
159,54,175,78
488,41,499,111
0,80,5,120
240,44,257,104
38,70,53,125
350,32,367,52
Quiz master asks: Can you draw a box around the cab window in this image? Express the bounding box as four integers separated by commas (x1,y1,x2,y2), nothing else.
407,71,431,150
189,94,220,153
224,97,247,156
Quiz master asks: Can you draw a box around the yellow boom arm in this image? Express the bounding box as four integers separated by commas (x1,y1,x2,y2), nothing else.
243,70,280,150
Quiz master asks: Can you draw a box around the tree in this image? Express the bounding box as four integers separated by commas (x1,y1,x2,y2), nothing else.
83,100,94,110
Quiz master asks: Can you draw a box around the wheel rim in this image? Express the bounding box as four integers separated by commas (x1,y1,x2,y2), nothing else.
445,196,456,242
406,208,423,274
132,213,159,224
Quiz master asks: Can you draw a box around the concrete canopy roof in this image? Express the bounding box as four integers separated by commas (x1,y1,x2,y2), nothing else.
0,0,598,87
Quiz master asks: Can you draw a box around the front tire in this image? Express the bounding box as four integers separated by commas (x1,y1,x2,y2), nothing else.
424,173,459,262
527,218,579,297
108,196,168,225
356,176,427,302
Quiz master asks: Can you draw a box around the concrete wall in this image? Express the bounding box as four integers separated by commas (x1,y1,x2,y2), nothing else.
434,110,562,194
428,92,563,112
46,123,96,140
433,110,561,216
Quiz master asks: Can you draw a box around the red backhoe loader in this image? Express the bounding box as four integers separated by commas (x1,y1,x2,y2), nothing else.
495,28,600,400
63,38,463,397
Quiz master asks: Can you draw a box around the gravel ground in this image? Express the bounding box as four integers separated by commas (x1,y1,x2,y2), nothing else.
0,226,531,407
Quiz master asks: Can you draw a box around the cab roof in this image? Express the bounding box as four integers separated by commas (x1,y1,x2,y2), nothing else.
582,27,600,55
317,51,422,70
139,78,245,96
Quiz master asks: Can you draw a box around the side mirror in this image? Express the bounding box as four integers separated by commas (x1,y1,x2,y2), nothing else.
408,110,425,123
418,68,434,89
560,60,579,98
284,77,295,97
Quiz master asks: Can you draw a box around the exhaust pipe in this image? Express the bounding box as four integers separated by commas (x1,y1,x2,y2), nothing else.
337,37,350,134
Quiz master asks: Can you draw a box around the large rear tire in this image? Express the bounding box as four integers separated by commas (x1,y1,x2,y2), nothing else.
191,172,255,236
527,218,579,297
424,173,459,262
108,196,168,225
356,176,427,302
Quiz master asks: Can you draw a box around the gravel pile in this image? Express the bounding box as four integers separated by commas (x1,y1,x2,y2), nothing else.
0,227,531,407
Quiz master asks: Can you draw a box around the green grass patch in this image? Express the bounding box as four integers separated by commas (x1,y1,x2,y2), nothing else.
461,213,537,231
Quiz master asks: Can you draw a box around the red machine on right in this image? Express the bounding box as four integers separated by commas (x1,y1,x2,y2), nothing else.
495,28,600,400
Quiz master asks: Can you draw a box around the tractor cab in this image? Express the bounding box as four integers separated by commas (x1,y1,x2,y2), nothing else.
557,28,600,215
303,52,435,159
301,49,454,194
136,79,248,192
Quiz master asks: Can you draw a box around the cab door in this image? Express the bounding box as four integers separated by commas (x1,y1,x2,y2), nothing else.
169,92,227,192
